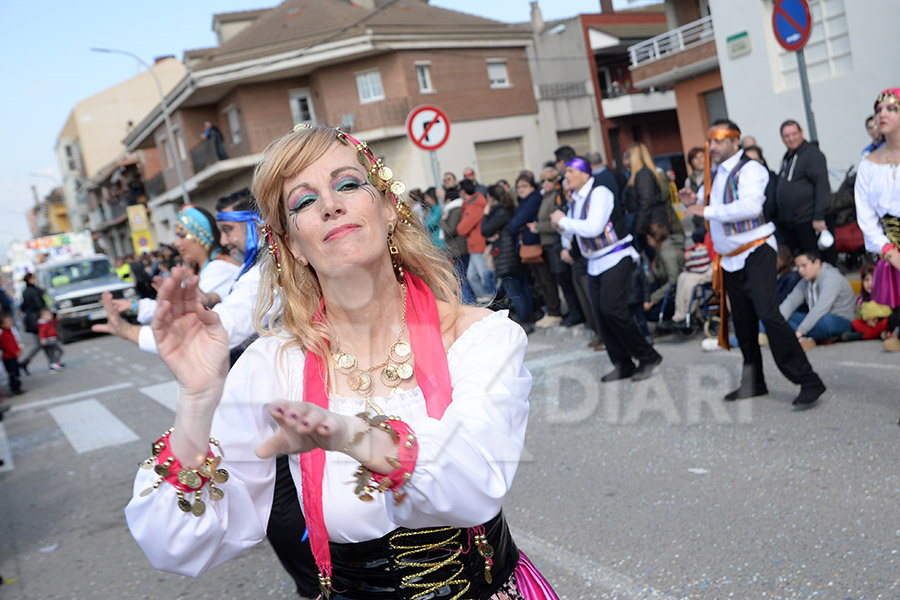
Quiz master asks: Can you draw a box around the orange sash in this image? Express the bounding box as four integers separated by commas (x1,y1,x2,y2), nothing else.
714,236,771,349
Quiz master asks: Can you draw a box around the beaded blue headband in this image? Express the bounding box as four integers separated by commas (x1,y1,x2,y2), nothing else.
176,205,214,250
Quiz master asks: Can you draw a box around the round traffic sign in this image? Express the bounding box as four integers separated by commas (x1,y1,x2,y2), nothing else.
772,0,811,51
405,105,451,151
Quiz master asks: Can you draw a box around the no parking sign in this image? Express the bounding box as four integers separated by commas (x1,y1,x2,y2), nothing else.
772,0,811,51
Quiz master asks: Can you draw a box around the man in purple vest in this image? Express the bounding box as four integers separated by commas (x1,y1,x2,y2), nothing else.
552,157,662,382
681,119,825,409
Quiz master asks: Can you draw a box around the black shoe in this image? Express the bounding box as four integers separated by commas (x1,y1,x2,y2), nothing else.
840,331,864,342
561,316,586,327
601,367,634,382
724,385,768,401
21,362,29,376
520,322,535,335
12,390,25,396
631,354,663,381
792,382,826,410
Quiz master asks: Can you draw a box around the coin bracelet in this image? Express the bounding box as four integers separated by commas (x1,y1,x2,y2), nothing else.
352,415,418,506
138,428,228,517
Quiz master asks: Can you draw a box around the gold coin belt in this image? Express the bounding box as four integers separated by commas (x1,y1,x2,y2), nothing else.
331,284,413,408
138,428,228,517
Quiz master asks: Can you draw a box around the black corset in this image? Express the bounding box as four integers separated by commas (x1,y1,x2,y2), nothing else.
328,511,519,599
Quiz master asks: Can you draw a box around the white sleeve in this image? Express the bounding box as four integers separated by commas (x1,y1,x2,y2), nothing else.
854,161,891,253
557,186,614,239
215,264,263,349
199,261,241,301
136,298,157,324
386,313,531,529
124,338,289,576
704,161,768,222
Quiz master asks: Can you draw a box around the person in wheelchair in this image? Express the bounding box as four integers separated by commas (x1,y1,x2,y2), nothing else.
643,222,684,327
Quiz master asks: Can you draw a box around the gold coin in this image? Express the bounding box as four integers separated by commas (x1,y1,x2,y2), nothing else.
139,487,153,497
177,498,192,513
209,486,224,501
356,151,368,167
397,363,414,380
347,374,361,391
198,464,213,478
390,342,411,362
378,166,393,181
358,373,373,392
213,469,229,484
381,364,399,384
154,464,169,477
359,493,374,502
390,181,406,196
336,353,357,371
177,469,202,489
209,456,221,470
191,500,206,517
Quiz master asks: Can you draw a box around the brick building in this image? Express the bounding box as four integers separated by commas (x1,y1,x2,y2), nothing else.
124,0,549,243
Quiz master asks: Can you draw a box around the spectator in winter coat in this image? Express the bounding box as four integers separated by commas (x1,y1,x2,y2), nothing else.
456,179,490,299
421,187,445,250
779,248,857,349
483,184,532,331
0,314,24,394
625,142,668,249
775,120,836,264
643,223,685,322
440,191,473,303
19,272,48,375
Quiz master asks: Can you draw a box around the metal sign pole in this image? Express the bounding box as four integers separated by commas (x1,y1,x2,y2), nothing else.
795,48,818,143
430,151,441,191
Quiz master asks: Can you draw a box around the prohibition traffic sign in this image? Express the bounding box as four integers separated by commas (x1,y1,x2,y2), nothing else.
772,0,811,52
405,105,451,151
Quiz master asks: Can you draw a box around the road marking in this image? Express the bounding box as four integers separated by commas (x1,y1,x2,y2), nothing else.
838,361,898,371
138,380,178,412
49,399,139,453
0,423,13,472
9,382,134,413
511,526,679,600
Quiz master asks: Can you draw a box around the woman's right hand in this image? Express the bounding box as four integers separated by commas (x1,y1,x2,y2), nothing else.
152,267,229,404
678,187,698,206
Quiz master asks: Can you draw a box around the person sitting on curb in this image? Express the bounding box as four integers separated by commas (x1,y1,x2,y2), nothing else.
779,249,857,350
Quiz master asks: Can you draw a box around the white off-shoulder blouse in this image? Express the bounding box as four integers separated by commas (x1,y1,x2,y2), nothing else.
125,310,531,577
854,158,900,253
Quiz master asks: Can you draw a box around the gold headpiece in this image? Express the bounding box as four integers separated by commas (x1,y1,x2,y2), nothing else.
706,127,741,141
875,88,900,111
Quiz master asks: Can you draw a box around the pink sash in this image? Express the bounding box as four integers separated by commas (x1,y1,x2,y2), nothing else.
299,272,453,584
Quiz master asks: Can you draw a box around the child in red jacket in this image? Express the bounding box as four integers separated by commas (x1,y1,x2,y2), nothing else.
37,308,64,371
0,313,24,394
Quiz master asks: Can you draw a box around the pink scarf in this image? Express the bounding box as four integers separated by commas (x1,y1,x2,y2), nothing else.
299,272,453,583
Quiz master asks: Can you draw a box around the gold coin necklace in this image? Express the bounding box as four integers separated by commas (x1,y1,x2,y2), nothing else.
331,284,413,414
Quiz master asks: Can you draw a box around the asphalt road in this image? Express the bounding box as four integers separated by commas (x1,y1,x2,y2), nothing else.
0,323,897,599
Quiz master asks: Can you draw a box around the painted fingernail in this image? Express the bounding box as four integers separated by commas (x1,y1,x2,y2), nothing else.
288,412,299,420
273,407,284,415
301,419,310,427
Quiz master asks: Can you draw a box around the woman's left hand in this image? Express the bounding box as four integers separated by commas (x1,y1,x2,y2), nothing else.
257,402,352,457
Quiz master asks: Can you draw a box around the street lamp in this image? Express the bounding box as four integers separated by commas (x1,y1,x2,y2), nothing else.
90,47,190,205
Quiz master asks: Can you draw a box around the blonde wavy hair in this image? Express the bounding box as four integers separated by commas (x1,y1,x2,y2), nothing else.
250,125,461,362
626,142,661,187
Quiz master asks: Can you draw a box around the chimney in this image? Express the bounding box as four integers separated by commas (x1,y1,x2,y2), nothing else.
599,0,614,13
530,2,544,31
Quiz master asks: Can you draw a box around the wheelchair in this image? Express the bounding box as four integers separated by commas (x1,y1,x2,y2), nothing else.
657,281,722,339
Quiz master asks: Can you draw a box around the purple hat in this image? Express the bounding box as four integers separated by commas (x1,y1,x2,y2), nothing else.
566,157,591,175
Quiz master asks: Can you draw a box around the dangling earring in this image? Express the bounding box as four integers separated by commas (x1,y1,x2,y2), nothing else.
263,224,284,286
387,223,404,282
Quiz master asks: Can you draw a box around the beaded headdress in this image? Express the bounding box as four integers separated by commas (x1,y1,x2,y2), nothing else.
176,205,214,250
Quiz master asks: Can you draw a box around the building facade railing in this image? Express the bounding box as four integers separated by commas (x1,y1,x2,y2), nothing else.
628,15,714,69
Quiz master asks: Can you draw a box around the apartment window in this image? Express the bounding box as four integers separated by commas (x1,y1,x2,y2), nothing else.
225,106,242,144
159,136,171,169
355,70,385,104
415,63,434,93
487,60,510,89
289,89,316,125
174,128,187,161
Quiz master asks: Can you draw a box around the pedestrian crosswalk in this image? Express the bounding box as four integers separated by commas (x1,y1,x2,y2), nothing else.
48,399,139,454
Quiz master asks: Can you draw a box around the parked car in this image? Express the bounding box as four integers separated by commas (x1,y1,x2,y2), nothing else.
35,255,137,343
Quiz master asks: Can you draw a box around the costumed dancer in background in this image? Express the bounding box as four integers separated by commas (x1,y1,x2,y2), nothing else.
854,88,900,352
125,124,558,599
681,119,826,409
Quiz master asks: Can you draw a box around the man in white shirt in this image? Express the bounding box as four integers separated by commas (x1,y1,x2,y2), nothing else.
551,157,662,382
681,119,825,409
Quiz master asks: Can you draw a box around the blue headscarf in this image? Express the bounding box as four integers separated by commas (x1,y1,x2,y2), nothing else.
216,209,262,280
177,205,215,250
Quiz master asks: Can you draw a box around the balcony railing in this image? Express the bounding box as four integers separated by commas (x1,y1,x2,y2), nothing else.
145,173,165,199
190,138,222,175
539,81,590,100
628,15,714,69
329,98,410,134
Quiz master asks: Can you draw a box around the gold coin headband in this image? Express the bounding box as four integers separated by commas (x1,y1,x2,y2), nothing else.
875,88,900,111
292,123,413,226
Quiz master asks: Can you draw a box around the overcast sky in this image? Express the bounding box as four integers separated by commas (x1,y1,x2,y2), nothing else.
0,0,658,254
